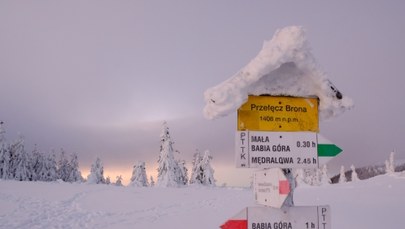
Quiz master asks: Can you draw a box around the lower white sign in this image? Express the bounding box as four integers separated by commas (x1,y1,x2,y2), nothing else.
253,168,290,208
236,131,318,168
248,205,331,229
222,205,331,229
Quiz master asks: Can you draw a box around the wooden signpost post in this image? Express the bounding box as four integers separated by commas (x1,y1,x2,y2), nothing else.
222,95,340,229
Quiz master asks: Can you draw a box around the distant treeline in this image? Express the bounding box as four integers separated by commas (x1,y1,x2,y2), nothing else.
0,121,217,188
0,135,83,182
330,162,405,183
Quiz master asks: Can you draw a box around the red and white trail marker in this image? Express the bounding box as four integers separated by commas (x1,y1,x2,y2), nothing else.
220,206,247,229
253,168,290,208
221,205,331,229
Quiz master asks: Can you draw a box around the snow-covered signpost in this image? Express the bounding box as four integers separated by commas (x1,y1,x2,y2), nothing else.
240,95,321,209
203,26,353,229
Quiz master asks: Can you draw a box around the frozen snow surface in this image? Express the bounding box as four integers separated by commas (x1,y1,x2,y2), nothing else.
204,26,353,120
1,173,405,228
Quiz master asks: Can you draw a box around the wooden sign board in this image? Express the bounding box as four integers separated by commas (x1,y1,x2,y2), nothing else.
237,96,319,132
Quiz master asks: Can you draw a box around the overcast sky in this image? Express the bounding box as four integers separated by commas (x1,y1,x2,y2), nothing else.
1,1,404,186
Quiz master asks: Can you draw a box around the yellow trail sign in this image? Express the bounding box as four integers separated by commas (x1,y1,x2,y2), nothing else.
237,96,319,132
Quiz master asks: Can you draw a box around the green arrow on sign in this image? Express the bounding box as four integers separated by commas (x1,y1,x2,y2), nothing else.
318,144,342,157
317,134,342,165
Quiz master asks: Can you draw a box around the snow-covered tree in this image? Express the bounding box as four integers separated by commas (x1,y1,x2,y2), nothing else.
390,151,395,172
34,152,49,181
31,147,43,181
87,158,106,184
44,153,58,181
339,166,347,183
156,122,181,187
0,146,6,178
189,150,203,184
56,151,83,182
0,134,11,179
13,143,32,181
176,159,188,185
105,176,111,185
0,147,11,179
188,150,216,186
0,122,7,179
66,153,83,182
294,167,328,186
57,149,71,181
320,165,331,185
301,168,320,186
200,150,216,186
150,176,155,187
115,175,123,186
0,122,6,179
130,161,149,187
0,121,5,143
8,135,33,181
8,135,25,179
384,151,395,175
351,164,359,182
33,149,53,182
314,168,320,185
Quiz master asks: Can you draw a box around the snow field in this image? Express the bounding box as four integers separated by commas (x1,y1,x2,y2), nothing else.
1,173,404,229
0,181,253,229
295,173,405,229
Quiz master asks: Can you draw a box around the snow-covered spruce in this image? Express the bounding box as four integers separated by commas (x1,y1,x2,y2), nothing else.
149,176,155,187
67,153,83,182
176,159,189,185
351,165,359,182
12,137,31,181
189,150,216,186
86,157,106,184
385,151,395,175
294,166,330,187
320,165,331,185
203,26,353,121
200,150,216,186
115,175,124,186
57,150,70,182
129,161,149,187
1,123,83,183
189,150,203,185
156,121,185,187
57,150,83,183
339,166,347,183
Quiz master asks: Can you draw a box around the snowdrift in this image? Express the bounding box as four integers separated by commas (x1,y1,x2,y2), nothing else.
204,26,353,120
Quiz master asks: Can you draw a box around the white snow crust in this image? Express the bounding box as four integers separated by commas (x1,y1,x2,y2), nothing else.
1,173,405,228
204,26,353,120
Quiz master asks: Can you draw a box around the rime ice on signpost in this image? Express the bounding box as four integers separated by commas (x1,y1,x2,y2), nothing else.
203,26,353,229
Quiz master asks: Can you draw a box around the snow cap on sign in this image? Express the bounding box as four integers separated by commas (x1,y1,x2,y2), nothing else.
203,26,353,121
